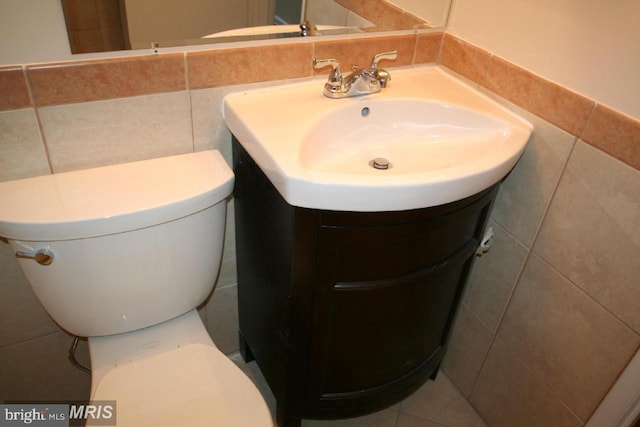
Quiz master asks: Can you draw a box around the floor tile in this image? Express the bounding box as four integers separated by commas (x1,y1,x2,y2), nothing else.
231,355,487,427
399,373,487,427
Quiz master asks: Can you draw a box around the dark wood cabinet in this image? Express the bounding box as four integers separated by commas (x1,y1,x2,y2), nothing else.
232,138,498,426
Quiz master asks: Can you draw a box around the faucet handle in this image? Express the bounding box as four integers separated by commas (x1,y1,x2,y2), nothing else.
369,50,398,68
313,58,342,84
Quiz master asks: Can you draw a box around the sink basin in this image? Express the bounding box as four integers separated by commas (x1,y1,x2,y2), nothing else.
301,99,513,174
223,66,532,211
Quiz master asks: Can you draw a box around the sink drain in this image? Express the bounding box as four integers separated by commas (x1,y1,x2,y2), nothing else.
370,157,391,170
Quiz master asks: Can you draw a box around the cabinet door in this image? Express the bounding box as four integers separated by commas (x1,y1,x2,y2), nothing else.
304,212,480,415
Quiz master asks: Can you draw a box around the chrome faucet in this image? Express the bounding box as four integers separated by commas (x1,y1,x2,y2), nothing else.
299,20,317,36
313,51,397,98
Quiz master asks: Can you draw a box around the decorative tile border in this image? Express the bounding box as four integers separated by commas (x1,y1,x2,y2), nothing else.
19,33,438,100
187,43,314,89
415,32,444,64
313,34,418,74
582,104,640,171
482,56,594,138
439,33,490,84
0,66,31,111
27,53,186,106
1,31,637,172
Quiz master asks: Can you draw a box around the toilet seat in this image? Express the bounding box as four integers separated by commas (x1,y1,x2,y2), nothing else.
91,343,273,426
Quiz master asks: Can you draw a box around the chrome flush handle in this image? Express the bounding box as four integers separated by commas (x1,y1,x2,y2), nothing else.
15,248,55,265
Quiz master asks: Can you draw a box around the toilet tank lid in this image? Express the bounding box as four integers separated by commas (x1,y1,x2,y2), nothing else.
0,151,234,241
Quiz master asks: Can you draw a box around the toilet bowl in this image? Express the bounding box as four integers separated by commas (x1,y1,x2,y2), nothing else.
89,310,270,426
0,150,272,426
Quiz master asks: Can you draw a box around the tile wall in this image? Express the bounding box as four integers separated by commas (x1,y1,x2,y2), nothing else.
438,34,640,426
0,29,638,427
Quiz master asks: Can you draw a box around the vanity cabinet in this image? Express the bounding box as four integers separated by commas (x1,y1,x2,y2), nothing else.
232,139,498,427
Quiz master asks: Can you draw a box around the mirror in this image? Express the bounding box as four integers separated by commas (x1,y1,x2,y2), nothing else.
61,0,451,54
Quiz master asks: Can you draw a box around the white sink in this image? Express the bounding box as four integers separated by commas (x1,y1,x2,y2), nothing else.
223,66,532,212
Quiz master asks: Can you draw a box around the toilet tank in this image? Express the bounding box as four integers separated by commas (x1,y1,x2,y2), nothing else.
0,151,234,337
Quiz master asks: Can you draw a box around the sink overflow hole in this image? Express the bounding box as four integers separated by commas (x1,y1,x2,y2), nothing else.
370,158,392,170
361,107,370,117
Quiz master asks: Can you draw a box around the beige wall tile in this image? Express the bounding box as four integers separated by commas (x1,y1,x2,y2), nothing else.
205,284,239,355
0,109,50,181
0,244,60,347
39,92,194,173
0,331,91,402
462,221,528,331
534,141,640,333
218,198,237,288
190,86,234,162
470,337,583,427
441,303,493,396
498,254,640,421
487,98,576,246
28,53,186,107
190,78,307,161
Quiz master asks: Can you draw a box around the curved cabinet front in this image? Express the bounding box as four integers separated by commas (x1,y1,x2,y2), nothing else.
232,139,498,427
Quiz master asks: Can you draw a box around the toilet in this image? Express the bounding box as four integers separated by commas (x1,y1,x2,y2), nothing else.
0,150,273,426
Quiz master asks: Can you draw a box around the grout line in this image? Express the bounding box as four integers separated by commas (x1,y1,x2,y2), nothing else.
311,40,317,76
22,65,53,175
478,53,493,89
0,329,63,351
183,52,196,152
486,335,586,424
410,31,418,65
435,31,445,65
534,248,640,339
390,406,400,427
468,136,579,397
578,101,598,141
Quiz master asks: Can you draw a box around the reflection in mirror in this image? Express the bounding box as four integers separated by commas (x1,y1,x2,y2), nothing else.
61,0,451,55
